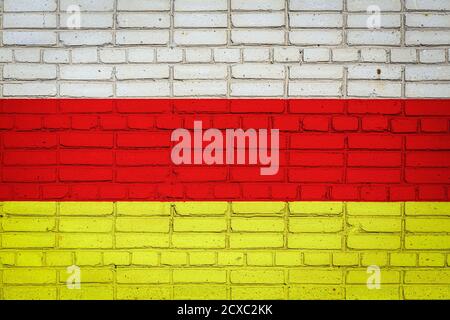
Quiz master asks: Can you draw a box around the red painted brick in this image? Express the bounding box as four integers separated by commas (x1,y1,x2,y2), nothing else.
348,99,402,114
60,149,113,165
289,168,343,183
3,168,56,182
60,99,113,113
3,151,57,165
332,116,359,131
302,116,329,132
290,99,345,114
116,168,170,182
405,100,450,116
100,115,127,130
3,133,57,149
71,115,98,130
60,167,113,182
406,169,450,183
362,116,388,132
406,152,450,167
348,152,402,167
290,152,344,166
128,115,155,129
117,132,170,148
331,185,359,200
406,135,450,150
421,119,448,133
15,116,42,131
60,132,113,148
290,134,345,149
391,119,418,133
348,134,402,149
347,168,401,183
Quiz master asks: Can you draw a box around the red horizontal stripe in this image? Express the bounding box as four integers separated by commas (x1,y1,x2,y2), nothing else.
0,98,449,201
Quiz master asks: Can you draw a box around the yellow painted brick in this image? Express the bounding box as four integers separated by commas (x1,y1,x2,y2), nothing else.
231,218,284,232
189,252,216,265
60,269,113,283
173,217,226,232
46,252,73,266
303,252,330,266
405,202,450,216
361,252,388,267
230,233,284,248
116,269,171,284
172,233,225,248
289,202,343,215
232,286,285,300
289,217,343,233
59,218,113,233
132,251,159,266
404,270,450,284
60,202,113,216
289,285,343,300
347,234,400,250
275,251,302,266
218,252,244,266
290,269,342,284
0,252,15,265
161,252,187,265
390,253,417,267
3,202,56,215
115,217,169,233
60,286,114,300
247,252,273,266
419,253,445,267
115,234,169,248
405,218,450,232
346,270,400,284
173,269,227,283
403,286,450,300
3,269,56,284
58,234,113,249
16,251,43,266
346,285,400,300
116,286,172,300
76,251,102,266
333,253,359,266
174,202,228,215
4,286,57,300
1,217,55,232
347,217,402,232
103,252,130,266
174,285,227,299
288,234,342,249
2,233,55,248
117,202,171,216
347,202,402,216
405,235,450,249
231,269,285,284
232,202,285,214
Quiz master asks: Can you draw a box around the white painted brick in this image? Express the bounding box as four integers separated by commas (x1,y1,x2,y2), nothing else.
71,48,98,63
116,31,169,45
99,49,126,63
3,82,57,96
390,49,417,63
406,83,450,98
348,81,402,97
156,48,183,63
419,50,446,63
117,13,171,28
406,66,450,81
116,82,170,97
346,14,401,28
60,65,113,80
274,48,301,62
3,31,57,46
290,65,343,79
347,31,401,45
4,64,56,80
232,12,285,27
60,0,114,11
232,64,285,79
406,31,450,45
116,65,170,80
3,13,57,28
289,81,342,97
175,0,228,11
303,48,330,62
185,49,212,63
14,49,41,63
43,49,70,63
174,65,227,80
174,13,228,28
289,13,343,28
347,65,402,80
231,81,284,97
361,49,388,62
347,0,401,11
290,30,343,45
243,48,270,62
406,14,450,28
0,49,13,63
232,30,285,45
60,13,113,29
405,0,450,10
174,81,227,96
214,49,241,63
231,0,285,10
60,83,113,97
127,48,155,63
118,0,170,11
60,31,112,46
332,49,359,62
4,0,56,12
289,0,343,11
175,30,227,46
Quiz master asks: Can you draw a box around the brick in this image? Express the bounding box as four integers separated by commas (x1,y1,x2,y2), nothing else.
59,234,113,249
347,202,402,216
116,269,170,284
230,234,283,249
173,269,226,283
346,286,400,300
247,252,273,266
288,234,342,249
361,252,388,267
4,269,56,284
347,235,401,249
174,285,227,300
131,252,159,266
174,202,227,215
289,202,343,215
16,252,43,267
189,252,216,266
403,286,450,300
290,269,342,284
3,202,56,215
231,269,284,284
59,286,114,300
405,235,450,250
174,217,226,232
405,202,450,216
419,253,445,267
172,234,225,249
115,234,169,249
59,218,112,233
406,218,450,233
232,218,284,232
45,252,72,266
290,217,342,233
4,287,57,300
347,270,400,284
347,217,402,232
275,251,302,266
60,202,113,216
